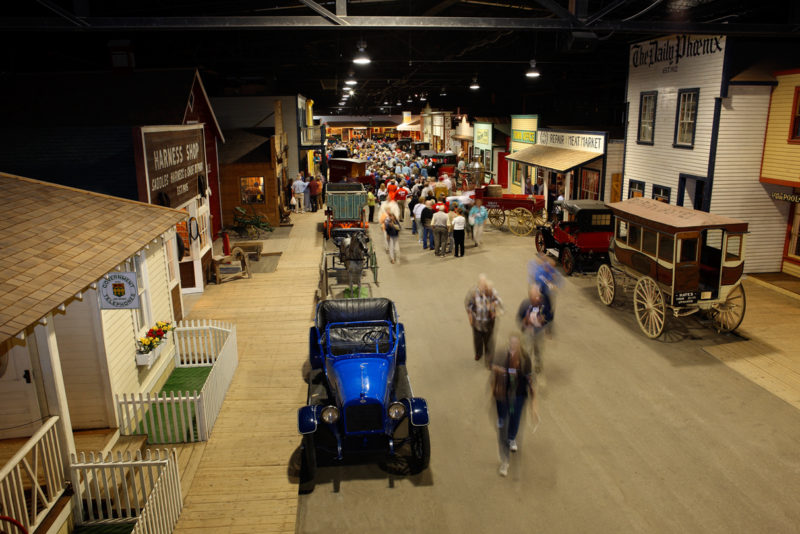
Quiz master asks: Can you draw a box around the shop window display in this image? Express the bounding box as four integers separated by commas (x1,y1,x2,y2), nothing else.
240,176,265,204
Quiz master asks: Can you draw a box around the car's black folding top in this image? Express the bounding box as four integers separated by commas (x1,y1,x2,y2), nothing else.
316,298,397,329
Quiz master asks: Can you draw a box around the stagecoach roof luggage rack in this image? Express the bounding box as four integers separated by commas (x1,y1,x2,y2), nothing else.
327,182,365,192
606,197,748,233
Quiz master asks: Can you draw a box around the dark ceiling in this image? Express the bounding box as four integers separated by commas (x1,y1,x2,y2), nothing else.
1,1,799,130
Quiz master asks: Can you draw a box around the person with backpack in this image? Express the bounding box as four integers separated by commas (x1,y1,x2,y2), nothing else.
384,212,401,264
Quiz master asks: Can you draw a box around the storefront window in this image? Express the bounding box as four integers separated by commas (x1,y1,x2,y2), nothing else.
579,169,600,200
638,91,657,144
240,176,265,204
674,88,699,147
132,256,152,333
628,180,645,198
652,184,671,203
791,87,800,140
164,234,177,283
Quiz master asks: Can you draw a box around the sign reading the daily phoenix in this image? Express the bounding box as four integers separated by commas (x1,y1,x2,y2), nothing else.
99,272,140,310
142,126,206,207
631,34,725,72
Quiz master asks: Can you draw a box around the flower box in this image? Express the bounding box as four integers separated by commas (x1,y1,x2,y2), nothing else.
136,344,162,368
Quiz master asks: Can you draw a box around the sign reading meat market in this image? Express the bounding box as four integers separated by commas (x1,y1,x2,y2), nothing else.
137,125,206,208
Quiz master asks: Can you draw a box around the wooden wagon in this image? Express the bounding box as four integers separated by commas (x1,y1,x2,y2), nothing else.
597,198,748,339
323,182,368,238
473,186,546,236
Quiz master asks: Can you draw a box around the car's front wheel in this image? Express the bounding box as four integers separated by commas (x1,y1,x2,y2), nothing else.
409,424,430,474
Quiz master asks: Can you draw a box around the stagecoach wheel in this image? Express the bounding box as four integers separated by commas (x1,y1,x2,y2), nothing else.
509,208,535,236
710,284,746,333
532,209,547,227
299,433,317,493
634,277,666,338
596,264,616,306
534,230,547,254
561,247,575,275
409,423,431,474
488,208,505,228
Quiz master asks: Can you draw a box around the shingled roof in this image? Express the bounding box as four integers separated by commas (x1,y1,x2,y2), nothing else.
0,173,187,346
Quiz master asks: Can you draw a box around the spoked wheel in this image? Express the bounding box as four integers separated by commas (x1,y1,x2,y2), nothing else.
710,284,746,333
488,208,505,228
596,263,615,305
534,230,546,254
634,276,666,338
509,208,535,236
561,247,575,275
532,208,547,227
408,423,431,474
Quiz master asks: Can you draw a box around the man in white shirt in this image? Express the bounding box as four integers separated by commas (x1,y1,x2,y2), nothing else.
431,206,449,257
291,175,307,213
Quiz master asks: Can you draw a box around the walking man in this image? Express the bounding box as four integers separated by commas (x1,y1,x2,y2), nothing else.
432,206,449,256
291,174,307,213
465,275,503,362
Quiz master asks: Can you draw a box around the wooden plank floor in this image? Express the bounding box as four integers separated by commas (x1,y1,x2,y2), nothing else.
173,212,322,534
703,278,800,410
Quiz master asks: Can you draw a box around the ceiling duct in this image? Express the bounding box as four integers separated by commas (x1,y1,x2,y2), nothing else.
564,31,598,53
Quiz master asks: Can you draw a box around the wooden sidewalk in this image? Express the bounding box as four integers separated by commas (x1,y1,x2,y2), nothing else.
173,213,323,533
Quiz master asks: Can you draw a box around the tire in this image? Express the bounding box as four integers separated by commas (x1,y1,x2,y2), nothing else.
597,263,615,306
299,433,317,493
534,230,546,254
710,284,746,333
488,208,505,228
561,247,575,275
634,276,666,339
409,424,430,474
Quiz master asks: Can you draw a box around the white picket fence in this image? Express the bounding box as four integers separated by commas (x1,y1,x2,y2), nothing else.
0,417,66,533
116,320,238,444
70,448,181,532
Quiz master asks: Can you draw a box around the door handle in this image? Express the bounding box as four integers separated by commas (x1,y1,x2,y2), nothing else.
23,369,31,384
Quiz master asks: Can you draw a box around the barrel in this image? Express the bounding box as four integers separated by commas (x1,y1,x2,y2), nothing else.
486,184,503,198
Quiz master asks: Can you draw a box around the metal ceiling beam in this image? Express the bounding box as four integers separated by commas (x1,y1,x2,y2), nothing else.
297,0,349,25
336,0,347,16
531,0,581,26
34,0,89,27
1,15,797,36
585,0,631,25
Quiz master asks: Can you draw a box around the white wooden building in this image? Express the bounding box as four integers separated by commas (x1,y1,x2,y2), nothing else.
623,34,787,272
0,173,186,531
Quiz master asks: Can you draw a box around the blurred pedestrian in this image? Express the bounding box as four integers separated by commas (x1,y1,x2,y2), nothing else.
432,205,449,257
516,283,554,375
465,275,503,362
420,200,435,250
452,207,466,257
367,187,376,223
492,333,534,476
469,199,488,246
384,212,401,264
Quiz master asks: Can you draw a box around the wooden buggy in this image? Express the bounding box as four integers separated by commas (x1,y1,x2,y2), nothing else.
597,198,748,339
323,182,368,238
473,186,546,236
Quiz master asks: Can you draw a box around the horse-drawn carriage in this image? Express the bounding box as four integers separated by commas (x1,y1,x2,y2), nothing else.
323,182,369,238
596,198,748,339
319,227,379,299
473,186,546,236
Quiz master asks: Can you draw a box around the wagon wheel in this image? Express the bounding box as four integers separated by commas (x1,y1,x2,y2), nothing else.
488,208,505,228
509,208,535,236
532,209,547,228
596,264,615,305
710,284,746,333
561,247,575,275
633,276,666,338
534,230,547,254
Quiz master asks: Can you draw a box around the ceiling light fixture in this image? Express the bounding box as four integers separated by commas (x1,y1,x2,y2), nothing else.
420,93,427,101
396,100,402,106
383,100,388,105
345,77,357,86
353,40,371,65
440,87,447,96
407,96,413,102
469,77,480,90
526,60,541,78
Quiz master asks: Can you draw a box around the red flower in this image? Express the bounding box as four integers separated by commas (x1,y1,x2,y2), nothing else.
156,329,165,337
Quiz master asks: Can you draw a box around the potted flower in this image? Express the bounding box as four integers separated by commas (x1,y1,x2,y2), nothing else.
135,321,175,367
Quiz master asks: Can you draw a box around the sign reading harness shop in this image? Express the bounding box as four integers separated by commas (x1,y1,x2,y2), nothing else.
140,126,206,208
99,272,140,309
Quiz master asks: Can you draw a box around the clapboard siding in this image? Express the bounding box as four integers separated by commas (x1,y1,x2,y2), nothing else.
101,243,176,402
712,85,788,273
53,291,111,428
623,35,726,199
761,72,800,184
604,140,624,200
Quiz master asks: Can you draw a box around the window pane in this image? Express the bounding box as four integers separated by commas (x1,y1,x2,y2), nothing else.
677,91,698,145
658,235,674,262
642,229,658,256
680,238,698,262
725,235,741,261
241,176,265,204
628,225,641,249
616,220,628,241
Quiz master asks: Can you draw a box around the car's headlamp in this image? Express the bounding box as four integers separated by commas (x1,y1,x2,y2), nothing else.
388,402,406,420
321,405,340,424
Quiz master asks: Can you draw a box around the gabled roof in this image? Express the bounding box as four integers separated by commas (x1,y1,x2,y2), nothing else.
0,68,224,141
219,128,273,165
0,173,187,346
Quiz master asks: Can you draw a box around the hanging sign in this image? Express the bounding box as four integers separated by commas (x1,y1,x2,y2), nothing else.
512,130,537,144
99,272,140,310
771,191,800,203
537,129,605,154
139,125,206,208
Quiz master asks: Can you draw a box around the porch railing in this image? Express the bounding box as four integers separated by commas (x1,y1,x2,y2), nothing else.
116,320,238,444
0,416,66,532
70,448,181,532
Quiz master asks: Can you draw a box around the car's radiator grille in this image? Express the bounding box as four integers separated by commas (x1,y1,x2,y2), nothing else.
345,403,383,433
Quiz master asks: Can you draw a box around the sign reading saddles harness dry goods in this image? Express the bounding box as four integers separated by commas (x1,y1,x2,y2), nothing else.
143,127,206,207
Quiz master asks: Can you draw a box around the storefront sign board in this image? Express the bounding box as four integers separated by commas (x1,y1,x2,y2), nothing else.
537,129,605,154
630,34,725,75
474,123,492,150
511,130,537,144
139,125,206,208
99,272,140,310
771,191,800,203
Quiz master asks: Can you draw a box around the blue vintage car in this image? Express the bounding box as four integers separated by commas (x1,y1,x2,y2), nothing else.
298,298,430,491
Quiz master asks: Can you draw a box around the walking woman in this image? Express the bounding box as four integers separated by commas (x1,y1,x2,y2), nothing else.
492,334,534,477
384,212,401,264
452,207,466,257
